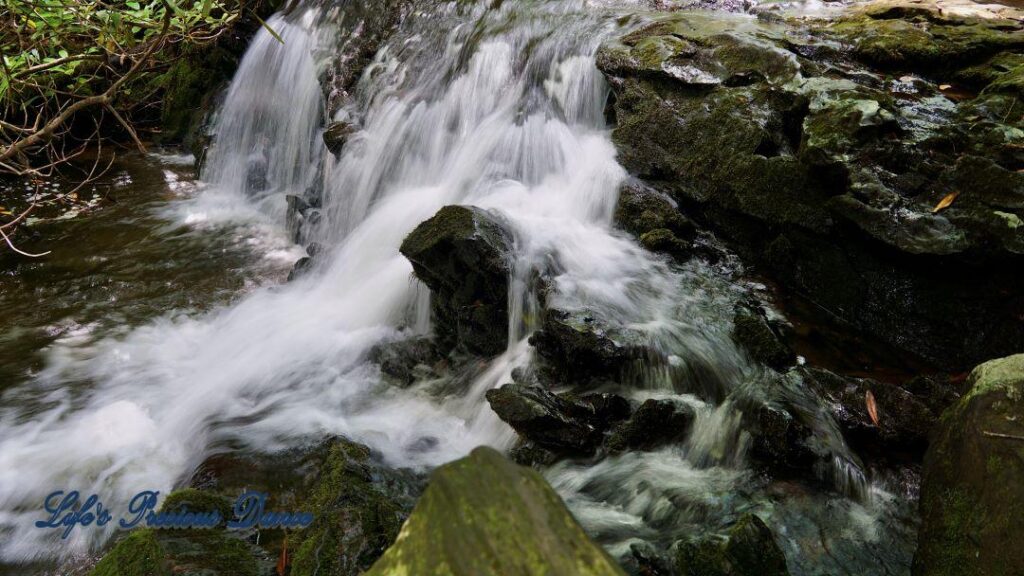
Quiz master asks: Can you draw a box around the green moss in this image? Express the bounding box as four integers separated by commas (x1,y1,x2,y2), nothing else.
961,353,1024,402
159,488,234,523
290,440,404,576
829,12,1024,71
89,530,170,576
363,447,625,576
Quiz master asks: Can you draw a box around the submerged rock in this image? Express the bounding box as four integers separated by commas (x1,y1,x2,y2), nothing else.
597,8,1024,370
400,205,513,356
363,447,627,576
915,354,1024,575
673,513,790,576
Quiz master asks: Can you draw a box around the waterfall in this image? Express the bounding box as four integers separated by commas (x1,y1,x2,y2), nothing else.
0,0,897,571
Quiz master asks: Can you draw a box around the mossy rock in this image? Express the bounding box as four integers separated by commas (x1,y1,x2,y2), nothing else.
90,530,170,576
829,9,1024,71
290,440,408,576
915,353,1024,576
364,447,626,576
400,205,513,356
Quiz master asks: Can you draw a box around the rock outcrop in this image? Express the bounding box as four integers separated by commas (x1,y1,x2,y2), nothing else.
598,5,1024,370
914,353,1024,575
485,384,621,455
363,447,627,576
400,205,513,356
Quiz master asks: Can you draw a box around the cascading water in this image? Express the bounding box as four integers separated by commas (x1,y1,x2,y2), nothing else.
0,0,916,573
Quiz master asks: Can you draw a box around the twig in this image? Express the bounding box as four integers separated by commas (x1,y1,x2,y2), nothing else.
982,431,1024,442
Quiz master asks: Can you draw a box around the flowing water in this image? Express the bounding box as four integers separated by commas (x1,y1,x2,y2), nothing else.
0,0,917,573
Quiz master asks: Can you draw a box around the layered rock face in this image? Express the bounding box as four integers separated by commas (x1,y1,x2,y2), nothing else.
364,447,627,576
915,354,1024,576
597,3,1024,369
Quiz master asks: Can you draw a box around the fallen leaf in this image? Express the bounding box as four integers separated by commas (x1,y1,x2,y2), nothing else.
865,390,880,427
932,190,960,213
939,84,952,90
276,534,288,576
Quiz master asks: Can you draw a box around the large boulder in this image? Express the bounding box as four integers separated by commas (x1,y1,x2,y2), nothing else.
363,447,627,576
597,8,1024,370
400,205,513,356
914,354,1024,575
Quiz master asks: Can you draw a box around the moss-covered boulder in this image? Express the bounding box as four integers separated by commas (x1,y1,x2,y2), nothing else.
400,205,513,356
598,7,1024,370
364,447,627,576
290,440,410,576
914,354,1024,576
89,530,170,576
673,513,790,576
88,490,267,576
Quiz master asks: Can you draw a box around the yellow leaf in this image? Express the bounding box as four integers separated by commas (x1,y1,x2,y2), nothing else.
939,84,952,90
865,390,880,427
932,190,960,213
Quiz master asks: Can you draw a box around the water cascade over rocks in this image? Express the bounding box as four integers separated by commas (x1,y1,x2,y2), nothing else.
0,0,924,573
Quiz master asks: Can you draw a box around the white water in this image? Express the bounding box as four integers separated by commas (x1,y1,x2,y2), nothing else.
0,0,905,571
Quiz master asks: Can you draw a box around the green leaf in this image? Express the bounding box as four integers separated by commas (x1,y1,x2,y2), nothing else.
254,13,284,45
200,0,212,17
127,1,141,8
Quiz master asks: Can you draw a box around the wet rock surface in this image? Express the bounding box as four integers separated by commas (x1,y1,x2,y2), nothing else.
486,384,612,454
915,353,1024,576
529,307,648,384
673,513,790,576
399,205,513,356
606,398,696,453
598,4,1024,370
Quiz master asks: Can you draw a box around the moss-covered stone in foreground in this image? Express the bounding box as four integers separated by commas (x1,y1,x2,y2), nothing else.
915,354,1024,576
89,530,169,576
364,446,626,576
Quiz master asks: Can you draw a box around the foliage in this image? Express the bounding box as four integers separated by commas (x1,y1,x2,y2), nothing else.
0,0,247,178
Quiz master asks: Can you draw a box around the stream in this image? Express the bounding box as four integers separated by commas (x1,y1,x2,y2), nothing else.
1,0,918,573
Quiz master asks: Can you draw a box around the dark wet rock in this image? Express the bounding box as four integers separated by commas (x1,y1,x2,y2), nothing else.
509,439,559,468
748,403,818,475
369,336,442,387
574,391,634,423
400,205,513,356
323,121,358,155
529,307,646,384
915,354,1024,576
799,367,937,453
625,541,673,576
597,9,1024,370
606,398,695,453
673,513,790,576
732,305,795,371
486,384,615,454
288,243,322,282
364,447,627,576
